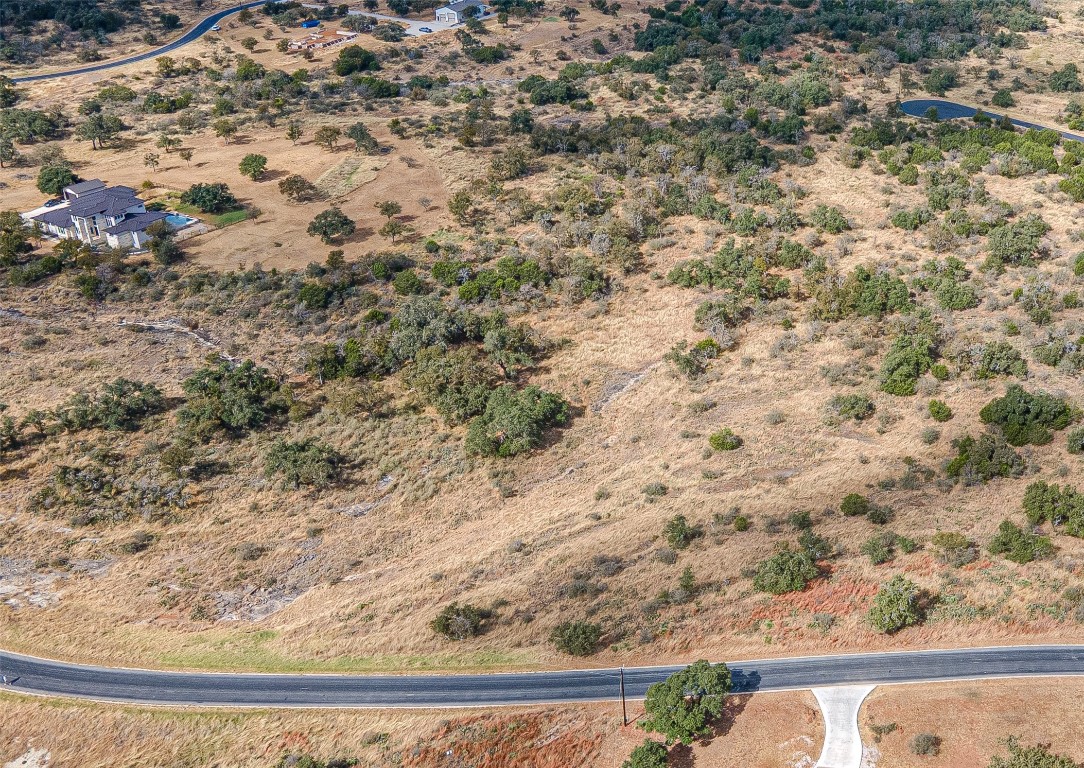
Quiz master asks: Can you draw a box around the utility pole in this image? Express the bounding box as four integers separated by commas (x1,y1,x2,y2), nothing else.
619,666,627,726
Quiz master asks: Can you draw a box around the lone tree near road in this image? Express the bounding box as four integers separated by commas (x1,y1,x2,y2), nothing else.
308,207,356,244
868,574,923,633
239,153,268,180
640,659,732,745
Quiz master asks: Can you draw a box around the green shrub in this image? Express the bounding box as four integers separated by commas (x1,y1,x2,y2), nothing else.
840,493,871,517
991,88,1015,107
1022,480,1084,536
753,546,819,594
180,182,238,213
643,482,669,498
264,439,341,489
880,334,934,396
972,341,1027,379
923,66,958,96
867,505,892,525
946,433,1024,484
550,620,602,656
51,378,165,432
708,428,742,451
430,602,491,640
298,282,331,309
1050,63,1083,93
664,514,703,549
179,359,286,438
733,515,750,532
622,739,669,768
988,519,1053,564
978,385,1073,446
868,575,922,633
930,363,950,381
989,739,1078,768
890,207,930,230
465,385,570,457
928,400,953,422
404,347,495,424
932,531,978,567
1067,427,1084,454
826,394,876,422
861,532,896,565
808,204,850,233
983,214,1049,272
909,733,941,756
392,269,426,296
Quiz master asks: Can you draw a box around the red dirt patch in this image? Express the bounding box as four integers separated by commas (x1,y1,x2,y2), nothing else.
401,712,606,768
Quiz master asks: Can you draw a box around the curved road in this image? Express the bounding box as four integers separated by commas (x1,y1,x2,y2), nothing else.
3,645,1084,708
11,1,268,84
900,98,1084,143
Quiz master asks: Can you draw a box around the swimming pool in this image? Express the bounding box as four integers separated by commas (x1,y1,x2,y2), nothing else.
165,213,198,228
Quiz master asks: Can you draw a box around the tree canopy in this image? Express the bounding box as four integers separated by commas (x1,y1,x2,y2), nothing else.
640,660,732,745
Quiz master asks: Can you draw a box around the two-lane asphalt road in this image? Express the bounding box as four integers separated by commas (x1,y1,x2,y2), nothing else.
11,1,268,84
900,98,1084,143
3,645,1084,708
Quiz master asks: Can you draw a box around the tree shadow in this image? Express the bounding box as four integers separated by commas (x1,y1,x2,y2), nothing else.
228,135,255,146
705,692,751,741
260,169,291,183
342,226,376,245
668,744,696,768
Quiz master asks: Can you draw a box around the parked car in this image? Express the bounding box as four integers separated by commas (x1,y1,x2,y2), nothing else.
418,26,434,33
210,24,221,31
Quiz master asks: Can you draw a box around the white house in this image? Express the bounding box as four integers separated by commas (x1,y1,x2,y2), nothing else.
435,0,488,24
23,180,171,250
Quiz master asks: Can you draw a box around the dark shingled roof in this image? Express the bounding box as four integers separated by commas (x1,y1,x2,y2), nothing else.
63,179,106,197
31,207,76,228
103,210,169,236
67,186,141,218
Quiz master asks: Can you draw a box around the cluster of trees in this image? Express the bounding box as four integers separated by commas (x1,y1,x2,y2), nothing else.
0,378,164,458
307,297,568,458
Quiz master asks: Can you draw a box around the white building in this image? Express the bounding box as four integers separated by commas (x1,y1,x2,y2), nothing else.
435,0,488,24
23,180,171,250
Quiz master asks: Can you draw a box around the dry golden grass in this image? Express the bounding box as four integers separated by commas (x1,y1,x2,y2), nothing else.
0,689,821,768
862,679,1084,767
4,0,1084,689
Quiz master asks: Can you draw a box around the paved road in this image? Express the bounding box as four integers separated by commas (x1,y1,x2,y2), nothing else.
11,1,268,84
3,645,1084,708
900,98,1084,143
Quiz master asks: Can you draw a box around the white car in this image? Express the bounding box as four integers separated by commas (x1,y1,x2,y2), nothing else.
210,24,221,31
